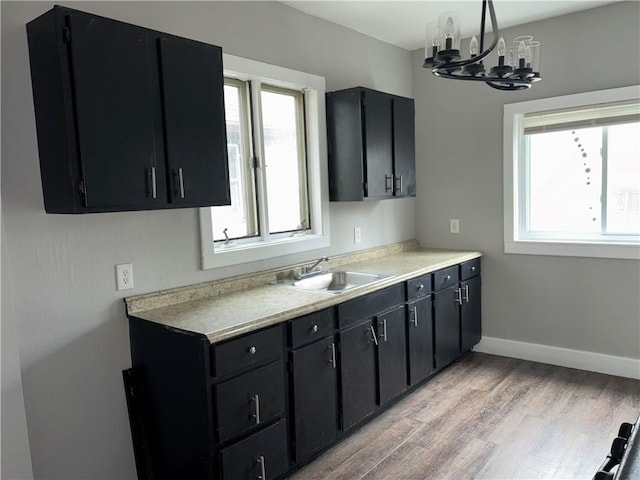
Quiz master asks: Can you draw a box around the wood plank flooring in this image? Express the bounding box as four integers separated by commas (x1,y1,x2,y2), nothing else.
288,352,640,480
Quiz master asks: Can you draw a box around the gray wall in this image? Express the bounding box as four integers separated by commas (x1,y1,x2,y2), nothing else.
412,1,640,358
1,2,414,478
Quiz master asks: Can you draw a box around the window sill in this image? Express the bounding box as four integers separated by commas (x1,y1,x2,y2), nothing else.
202,233,330,269
505,239,640,260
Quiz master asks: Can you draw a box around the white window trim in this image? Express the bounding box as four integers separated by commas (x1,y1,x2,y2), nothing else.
199,54,330,269
503,85,640,260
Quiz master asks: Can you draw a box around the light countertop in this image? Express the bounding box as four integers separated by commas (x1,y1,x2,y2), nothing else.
126,246,481,344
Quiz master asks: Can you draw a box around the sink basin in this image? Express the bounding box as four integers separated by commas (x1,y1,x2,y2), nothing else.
278,271,391,294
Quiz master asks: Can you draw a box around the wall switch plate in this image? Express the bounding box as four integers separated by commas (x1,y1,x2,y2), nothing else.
116,263,134,291
354,226,362,244
450,219,460,234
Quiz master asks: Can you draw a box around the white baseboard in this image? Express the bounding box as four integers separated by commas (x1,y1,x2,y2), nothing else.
474,336,640,380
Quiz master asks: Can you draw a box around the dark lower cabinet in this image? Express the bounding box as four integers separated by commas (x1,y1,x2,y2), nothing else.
376,306,407,405
215,360,285,443
339,319,377,430
434,285,462,369
219,419,288,480
125,258,482,480
461,276,482,352
407,295,434,385
290,336,338,461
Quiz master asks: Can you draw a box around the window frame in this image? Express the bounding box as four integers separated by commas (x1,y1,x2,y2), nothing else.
503,85,640,260
199,54,329,269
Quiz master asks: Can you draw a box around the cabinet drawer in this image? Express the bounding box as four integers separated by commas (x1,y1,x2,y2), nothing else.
460,258,481,281
215,360,286,443
406,273,432,301
290,308,335,348
219,419,288,480
337,284,404,329
433,266,459,291
213,324,284,378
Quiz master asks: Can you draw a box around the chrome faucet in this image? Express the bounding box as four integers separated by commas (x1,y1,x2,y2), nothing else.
302,256,329,275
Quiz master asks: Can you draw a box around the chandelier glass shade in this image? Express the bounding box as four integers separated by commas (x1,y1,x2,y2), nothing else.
423,0,542,91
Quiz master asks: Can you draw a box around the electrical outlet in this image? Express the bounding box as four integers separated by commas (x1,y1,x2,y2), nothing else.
354,226,362,244
450,219,460,234
116,263,134,291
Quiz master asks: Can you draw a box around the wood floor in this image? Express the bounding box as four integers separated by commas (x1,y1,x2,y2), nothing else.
288,352,640,480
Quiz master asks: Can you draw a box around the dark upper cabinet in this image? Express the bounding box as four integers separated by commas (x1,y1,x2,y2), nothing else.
26,6,230,213
392,95,416,197
326,87,416,201
158,37,230,207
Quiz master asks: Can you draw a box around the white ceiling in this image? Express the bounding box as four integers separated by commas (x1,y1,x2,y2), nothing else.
282,1,619,50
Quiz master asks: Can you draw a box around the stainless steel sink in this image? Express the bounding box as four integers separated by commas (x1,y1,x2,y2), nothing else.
277,271,391,294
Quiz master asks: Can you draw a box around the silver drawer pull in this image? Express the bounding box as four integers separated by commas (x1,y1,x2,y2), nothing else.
178,167,185,199
380,319,388,342
454,288,463,306
471,266,476,271
151,166,157,199
418,284,424,291
412,306,419,327
368,326,379,346
446,275,451,281
248,346,256,355
257,455,266,480
252,394,260,424
329,342,336,369
311,324,318,333
463,284,470,303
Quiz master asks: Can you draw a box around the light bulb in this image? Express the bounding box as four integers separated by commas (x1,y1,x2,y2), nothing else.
470,36,478,56
517,41,526,59
497,37,506,57
432,25,440,47
525,45,532,66
445,17,454,39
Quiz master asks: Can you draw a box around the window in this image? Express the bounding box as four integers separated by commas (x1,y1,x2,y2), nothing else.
504,86,640,259
199,54,329,269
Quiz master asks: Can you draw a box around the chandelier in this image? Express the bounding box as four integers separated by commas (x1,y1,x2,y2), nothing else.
423,0,542,91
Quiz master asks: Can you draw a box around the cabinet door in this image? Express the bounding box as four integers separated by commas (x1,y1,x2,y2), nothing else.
434,285,461,369
363,90,393,199
67,13,164,209
339,320,377,430
290,337,337,461
215,360,285,443
461,276,481,352
407,295,434,386
392,96,416,197
158,37,230,207
376,306,407,405
219,419,288,480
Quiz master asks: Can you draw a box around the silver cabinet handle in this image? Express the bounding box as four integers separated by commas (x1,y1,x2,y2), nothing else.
151,167,157,199
418,284,424,292
380,319,388,342
368,325,379,346
463,284,470,303
257,455,266,480
385,174,393,192
248,346,256,355
329,342,336,369
412,306,419,327
395,175,403,193
471,266,476,272
178,167,185,199
446,275,451,281
311,324,318,333
252,394,260,424
454,288,463,306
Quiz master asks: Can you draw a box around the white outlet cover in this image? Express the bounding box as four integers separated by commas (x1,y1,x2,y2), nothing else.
116,263,134,291
450,219,460,234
